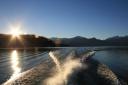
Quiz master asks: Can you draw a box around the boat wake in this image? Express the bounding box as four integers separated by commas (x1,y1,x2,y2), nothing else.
43,51,87,85
2,48,121,85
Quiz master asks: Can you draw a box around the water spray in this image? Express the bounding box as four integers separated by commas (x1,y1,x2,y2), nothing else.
49,51,61,72
46,51,83,85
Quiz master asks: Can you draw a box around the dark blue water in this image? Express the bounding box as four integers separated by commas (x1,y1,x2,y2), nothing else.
93,50,128,80
0,48,128,84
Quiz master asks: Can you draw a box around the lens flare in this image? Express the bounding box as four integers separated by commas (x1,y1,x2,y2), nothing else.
11,28,21,37
9,23,23,38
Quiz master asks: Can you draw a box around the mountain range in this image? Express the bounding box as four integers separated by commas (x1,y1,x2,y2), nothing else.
0,34,128,47
51,36,128,46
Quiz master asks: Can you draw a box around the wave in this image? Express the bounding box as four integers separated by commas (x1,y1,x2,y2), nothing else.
2,48,121,85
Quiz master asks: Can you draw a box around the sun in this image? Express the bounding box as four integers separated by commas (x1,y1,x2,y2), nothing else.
9,24,22,38
8,23,25,46
11,29,21,37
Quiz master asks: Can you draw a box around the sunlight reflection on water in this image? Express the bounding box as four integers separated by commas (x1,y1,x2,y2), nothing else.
3,50,21,85
11,50,21,77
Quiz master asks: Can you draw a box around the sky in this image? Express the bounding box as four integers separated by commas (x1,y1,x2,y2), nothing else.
0,0,128,39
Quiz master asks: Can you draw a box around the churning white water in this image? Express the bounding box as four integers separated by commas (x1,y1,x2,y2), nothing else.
46,51,85,85
49,52,61,72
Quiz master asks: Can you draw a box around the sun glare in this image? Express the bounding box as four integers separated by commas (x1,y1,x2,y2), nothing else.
11,50,21,75
11,29,21,37
3,50,21,85
9,23,22,38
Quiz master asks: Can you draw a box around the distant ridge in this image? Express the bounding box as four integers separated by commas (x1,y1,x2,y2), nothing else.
51,35,128,46
0,34,55,48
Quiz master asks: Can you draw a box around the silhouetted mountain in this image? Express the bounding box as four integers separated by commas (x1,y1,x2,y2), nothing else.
106,36,128,41
104,36,128,46
0,34,55,48
51,36,128,47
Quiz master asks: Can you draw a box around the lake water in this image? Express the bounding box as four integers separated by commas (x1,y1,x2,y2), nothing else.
0,47,128,84
93,49,128,81
0,49,50,84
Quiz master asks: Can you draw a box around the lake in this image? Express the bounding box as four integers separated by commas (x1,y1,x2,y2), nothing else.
0,49,51,84
92,49,128,81
0,47,128,84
